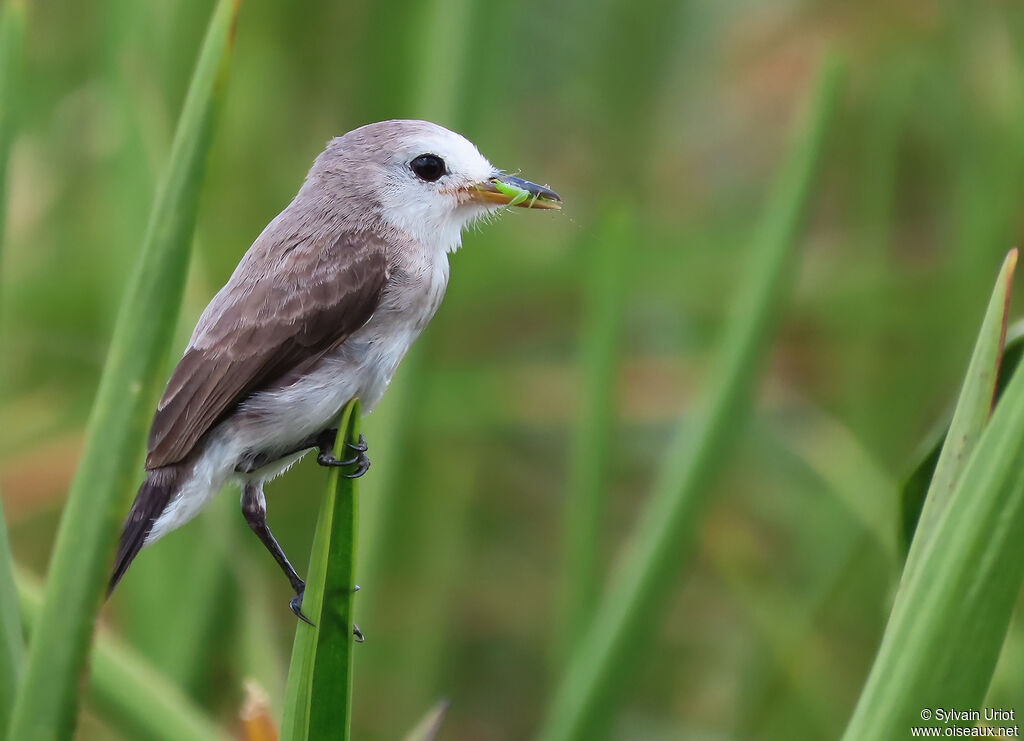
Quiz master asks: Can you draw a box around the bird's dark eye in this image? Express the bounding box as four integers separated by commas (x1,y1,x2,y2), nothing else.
410,154,446,182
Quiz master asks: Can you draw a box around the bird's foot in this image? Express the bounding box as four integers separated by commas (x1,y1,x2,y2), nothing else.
290,589,315,626
352,584,363,641
289,584,364,641
341,452,370,478
346,433,368,453
315,450,370,478
316,434,370,478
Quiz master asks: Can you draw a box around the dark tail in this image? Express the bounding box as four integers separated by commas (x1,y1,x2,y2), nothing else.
107,465,183,596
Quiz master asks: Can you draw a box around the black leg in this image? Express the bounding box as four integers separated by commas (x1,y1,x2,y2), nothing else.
241,481,366,640
241,482,314,625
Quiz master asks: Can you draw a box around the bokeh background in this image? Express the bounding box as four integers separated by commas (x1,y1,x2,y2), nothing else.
3,0,1024,739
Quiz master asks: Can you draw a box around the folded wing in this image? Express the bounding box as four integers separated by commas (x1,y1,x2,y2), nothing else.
145,229,389,469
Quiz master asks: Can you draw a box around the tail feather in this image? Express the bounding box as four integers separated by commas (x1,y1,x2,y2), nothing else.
108,466,183,596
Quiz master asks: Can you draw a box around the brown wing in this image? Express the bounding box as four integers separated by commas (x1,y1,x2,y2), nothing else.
145,230,389,469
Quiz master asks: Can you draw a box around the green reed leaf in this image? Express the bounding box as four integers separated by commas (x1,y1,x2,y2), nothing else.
5,2,239,738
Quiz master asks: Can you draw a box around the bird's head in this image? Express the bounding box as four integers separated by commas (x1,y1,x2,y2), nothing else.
311,120,561,252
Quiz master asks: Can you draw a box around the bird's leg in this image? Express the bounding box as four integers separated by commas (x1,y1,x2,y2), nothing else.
315,428,370,478
241,482,365,639
241,482,313,625
234,427,368,475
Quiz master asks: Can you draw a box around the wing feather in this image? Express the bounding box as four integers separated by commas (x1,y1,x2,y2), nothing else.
145,230,389,469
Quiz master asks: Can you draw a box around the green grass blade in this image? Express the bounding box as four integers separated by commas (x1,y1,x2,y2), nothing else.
900,249,1016,561
901,299,1024,554
557,206,630,659
0,493,20,741
5,2,240,738
899,431,944,553
0,0,24,254
781,402,898,560
841,298,1024,740
536,54,844,741
0,2,26,730
736,408,898,736
280,401,361,741
118,494,234,697
993,320,1024,401
0,4,26,734
356,0,472,594
16,573,228,741
353,3,475,730
401,700,450,741
235,559,286,714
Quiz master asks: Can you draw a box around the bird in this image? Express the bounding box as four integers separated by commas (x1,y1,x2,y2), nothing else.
107,120,561,623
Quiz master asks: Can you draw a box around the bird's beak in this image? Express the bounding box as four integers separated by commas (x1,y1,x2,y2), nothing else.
469,173,562,210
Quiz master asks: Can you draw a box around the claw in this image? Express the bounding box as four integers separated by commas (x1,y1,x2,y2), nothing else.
317,451,360,467
346,434,368,453
290,591,315,626
353,623,365,643
342,453,370,478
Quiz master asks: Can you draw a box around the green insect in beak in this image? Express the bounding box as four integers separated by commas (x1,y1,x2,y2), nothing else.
492,178,531,207
469,174,562,209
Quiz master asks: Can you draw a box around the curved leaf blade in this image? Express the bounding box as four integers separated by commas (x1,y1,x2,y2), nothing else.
536,53,844,741
16,573,229,741
402,700,450,741
0,493,19,741
557,207,630,659
0,2,27,734
842,301,1024,739
0,0,24,253
901,311,1024,553
900,249,1016,560
6,1,240,738
280,401,361,741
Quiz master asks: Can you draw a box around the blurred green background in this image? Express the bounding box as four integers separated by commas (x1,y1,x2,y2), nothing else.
3,0,1024,739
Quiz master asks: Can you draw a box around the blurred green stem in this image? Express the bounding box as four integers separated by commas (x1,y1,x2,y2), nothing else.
0,2,26,737
735,408,898,736
0,0,23,255
0,494,20,740
119,495,234,697
16,572,228,741
357,0,473,588
557,207,630,659
902,251,1015,570
235,558,286,714
837,59,911,451
537,55,843,741
841,291,1024,738
401,701,450,741
354,1,475,733
5,2,239,738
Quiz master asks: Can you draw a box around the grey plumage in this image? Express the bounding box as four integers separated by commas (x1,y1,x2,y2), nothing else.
108,119,560,603
146,230,388,468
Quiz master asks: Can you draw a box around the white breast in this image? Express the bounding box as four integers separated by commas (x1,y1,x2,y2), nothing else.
148,247,450,542
226,239,450,462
